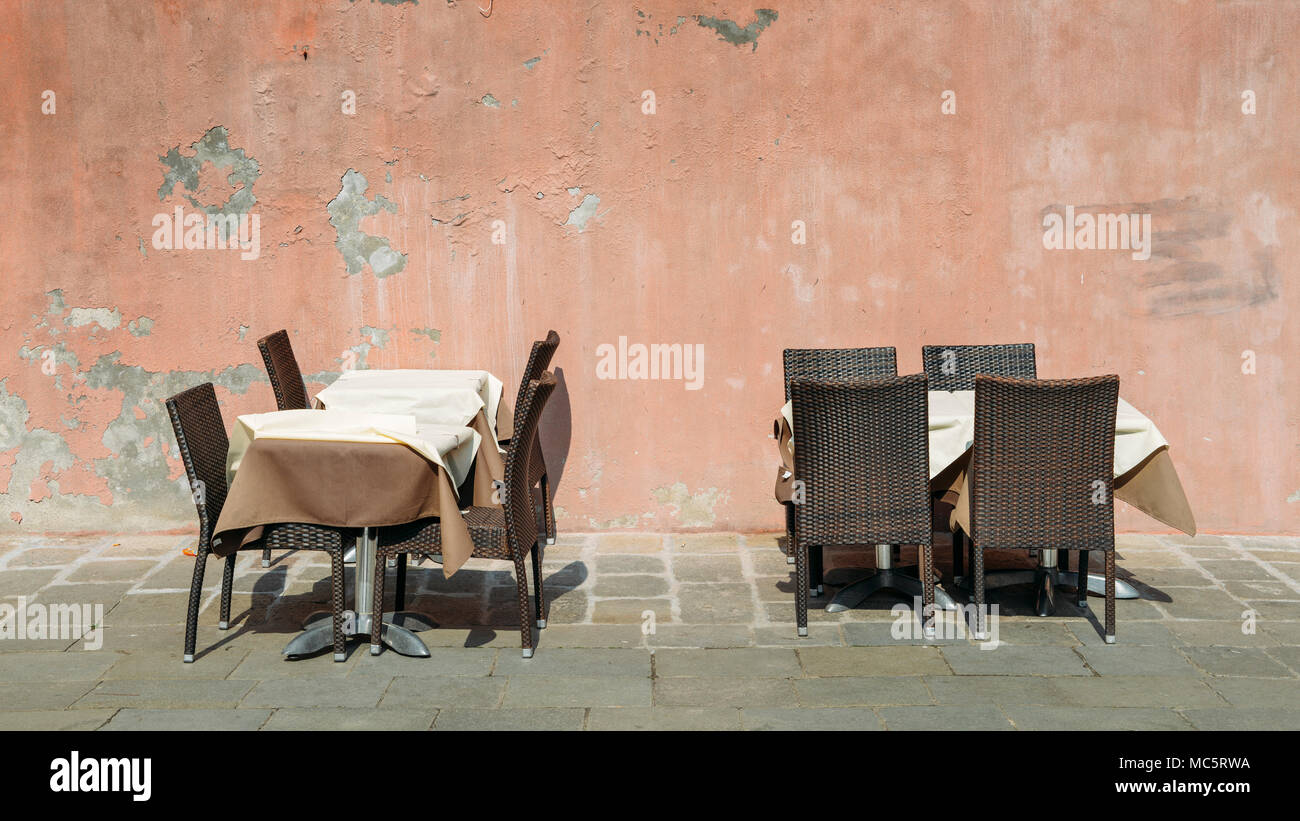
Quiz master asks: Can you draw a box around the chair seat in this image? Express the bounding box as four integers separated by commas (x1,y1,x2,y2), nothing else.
379,507,512,560
258,522,350,553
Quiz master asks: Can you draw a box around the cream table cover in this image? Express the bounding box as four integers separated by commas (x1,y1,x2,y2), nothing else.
774,390,1195,535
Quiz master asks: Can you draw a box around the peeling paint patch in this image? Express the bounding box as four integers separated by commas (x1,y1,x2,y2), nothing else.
651,482,728,527
481,93,501,108
157,126,260,217
523,56,542,70
1288,489,1300,504
65,307,122,331
696,9,778,51
327,169,408,278
127,317,155,337
359,325,390,349
565,194,601,231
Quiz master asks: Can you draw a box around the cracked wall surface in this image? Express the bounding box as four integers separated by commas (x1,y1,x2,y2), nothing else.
1,1,1298,534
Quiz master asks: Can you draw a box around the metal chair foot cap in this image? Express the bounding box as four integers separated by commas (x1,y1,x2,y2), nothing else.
1104,634,1116,644
797,627,808,637
261,559,270,568
787,555,795,565
217,620,229,630
369,644,382,656
333,652,347,662
537,619,547,629
522,648,534,658
182,654,194,663
546,538,556,545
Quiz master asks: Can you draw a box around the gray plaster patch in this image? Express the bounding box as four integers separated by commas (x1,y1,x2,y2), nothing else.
127,318,154,338
565,194,601,231
157,126,260,234
696,9,777,51
651,482,728,527
326,169,408,278
65,308,121,332
481,94,501,108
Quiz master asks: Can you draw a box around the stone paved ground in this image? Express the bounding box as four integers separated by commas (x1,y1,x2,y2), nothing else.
0,531,1298,730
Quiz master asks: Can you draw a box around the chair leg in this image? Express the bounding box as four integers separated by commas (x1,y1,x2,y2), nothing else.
261,546,271,568
921,540,937,636
1104,551,1116,643
182,548,208,662
784,503,796,564
369,548,387,656
795,541,810,637
330,549,347,661
541,472,556,545
810,545,823,596
395,553,407,612
972,543,987,639
952,529,964,580
218,553,236,630
514,554,535,657
531,539,546,628
1076,550,1089,609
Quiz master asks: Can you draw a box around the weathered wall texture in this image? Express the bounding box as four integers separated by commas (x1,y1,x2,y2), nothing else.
0,1,1296,534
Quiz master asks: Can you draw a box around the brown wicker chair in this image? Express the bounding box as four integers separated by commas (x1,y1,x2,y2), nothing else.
921,343,1037,582
505,331,560,546
921,343,1036,392
789,374,937,637
253,329,314,568
780,347,897,583
370,371,557,658
165,383,350,662
961,374,1120,642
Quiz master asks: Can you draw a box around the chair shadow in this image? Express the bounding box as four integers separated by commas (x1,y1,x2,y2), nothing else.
768,543,1176,618
538,365,572,509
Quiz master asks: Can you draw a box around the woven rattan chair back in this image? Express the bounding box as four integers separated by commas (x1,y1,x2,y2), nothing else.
969,374,1119,553
257,329,310,411
512,331,560,434
165,382,231,551
783,347,897,401
503,371,557,554
790,374,931,548
921,343,1036,392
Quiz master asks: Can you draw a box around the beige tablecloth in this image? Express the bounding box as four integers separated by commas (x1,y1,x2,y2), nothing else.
214,410,482,576
773,390,1196,535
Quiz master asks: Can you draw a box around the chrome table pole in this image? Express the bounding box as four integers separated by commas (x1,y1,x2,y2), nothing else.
825,544,959,614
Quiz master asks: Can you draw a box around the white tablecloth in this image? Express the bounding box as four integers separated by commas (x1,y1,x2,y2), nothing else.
780,390,1170,480
314,369,506,441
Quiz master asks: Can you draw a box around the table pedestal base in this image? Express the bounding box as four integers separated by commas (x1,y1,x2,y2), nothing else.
284,612,432,660
282,528,433,660
962,550,1140,616
825,545,959,613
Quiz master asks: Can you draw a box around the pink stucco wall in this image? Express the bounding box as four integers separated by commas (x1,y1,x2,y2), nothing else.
0,1,1295,535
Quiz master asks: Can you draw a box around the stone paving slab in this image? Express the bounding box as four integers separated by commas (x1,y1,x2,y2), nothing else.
0,530,1296,729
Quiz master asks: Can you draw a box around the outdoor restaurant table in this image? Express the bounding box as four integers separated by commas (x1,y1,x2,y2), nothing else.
313,369,514,506
213,409,488,657
773,390,1197,601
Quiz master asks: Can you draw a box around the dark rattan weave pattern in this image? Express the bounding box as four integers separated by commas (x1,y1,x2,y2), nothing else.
782,347,897,401
257,329,311,411
967,374,1120,640
921,343,1036,392
788,374,935,633
166,382,349,662
371,372,557,656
